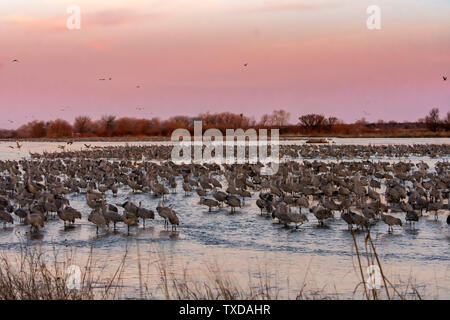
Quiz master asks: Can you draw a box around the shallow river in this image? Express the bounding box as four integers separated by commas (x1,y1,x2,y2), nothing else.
0,138,449,299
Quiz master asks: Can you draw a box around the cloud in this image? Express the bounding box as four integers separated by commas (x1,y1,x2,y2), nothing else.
1,15,66,32
83,9,157,27
0,8,160,32
246,1,340,13
87,41,110,51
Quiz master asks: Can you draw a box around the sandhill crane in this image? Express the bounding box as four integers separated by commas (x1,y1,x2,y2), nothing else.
156,201,172,228
210,176,222,189
57,206,81,229
14,206,28,223
288,212,308,229
88,209,107,235
137,201,155,227
168,210,179,231
296,196,309,213
310,205,333,226
380,213,402,233
272,203,291,226
256,199,273,215
111,185,118,196
362,206,376,220
212,189,227,206
405,211,419,229
341,210,353,230
0,210,13,228
87,189,105,201
321,197,340,211
25,211,45,233
87,197,103,210
196,188,207,197
200,198,219,212
102,203,122,230
238,189,251,203
225,195,241,213
44,201,58,219
182,182,192,195
122,212,138,235
348,209,369,230
118,198,138,216
427,193,443,221
151,181,169,199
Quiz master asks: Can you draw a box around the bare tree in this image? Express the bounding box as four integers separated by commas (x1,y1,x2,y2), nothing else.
101,115,116,133
47,119,73,137
73,116,93,135
259,109,291,127
425,108,440,132
298,114,326,132
444,111,450,131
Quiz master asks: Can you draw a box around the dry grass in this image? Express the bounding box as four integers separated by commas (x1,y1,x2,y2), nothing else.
0,236,428,300
350,229,423,300
0,244,126,300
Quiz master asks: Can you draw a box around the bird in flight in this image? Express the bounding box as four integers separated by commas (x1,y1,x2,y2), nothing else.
84,144,91,149
136,85,140,88
243,63,248,67
99,78,106,81
109,78,112,81
12,59,19,63
444,76,448,81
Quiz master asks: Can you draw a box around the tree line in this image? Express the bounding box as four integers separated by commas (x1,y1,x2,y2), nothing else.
1,108,448,139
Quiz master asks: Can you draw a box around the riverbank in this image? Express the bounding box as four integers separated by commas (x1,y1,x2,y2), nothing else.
1,132,449,143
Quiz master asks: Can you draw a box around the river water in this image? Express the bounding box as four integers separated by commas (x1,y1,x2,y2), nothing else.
0,138,449,299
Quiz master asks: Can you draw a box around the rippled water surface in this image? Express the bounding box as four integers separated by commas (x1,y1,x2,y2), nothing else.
0,138,449,299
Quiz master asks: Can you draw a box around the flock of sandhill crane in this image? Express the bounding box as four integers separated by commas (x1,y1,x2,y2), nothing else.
0,144,449,238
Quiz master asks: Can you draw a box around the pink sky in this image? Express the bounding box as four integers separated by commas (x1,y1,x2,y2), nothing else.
0,0,449,129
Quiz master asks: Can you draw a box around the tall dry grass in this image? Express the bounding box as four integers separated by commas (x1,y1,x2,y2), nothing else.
0,235,426,300
0,244,126,300
350,229,423,300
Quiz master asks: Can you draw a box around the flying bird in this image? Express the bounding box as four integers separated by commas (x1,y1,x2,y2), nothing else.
109,78,112,80
99,78,106,81
12,59,18,63
136,85,140,88
444,76,447,81
243,63,248,67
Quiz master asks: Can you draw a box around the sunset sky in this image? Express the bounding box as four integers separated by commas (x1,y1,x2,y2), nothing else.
0,0,449,129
